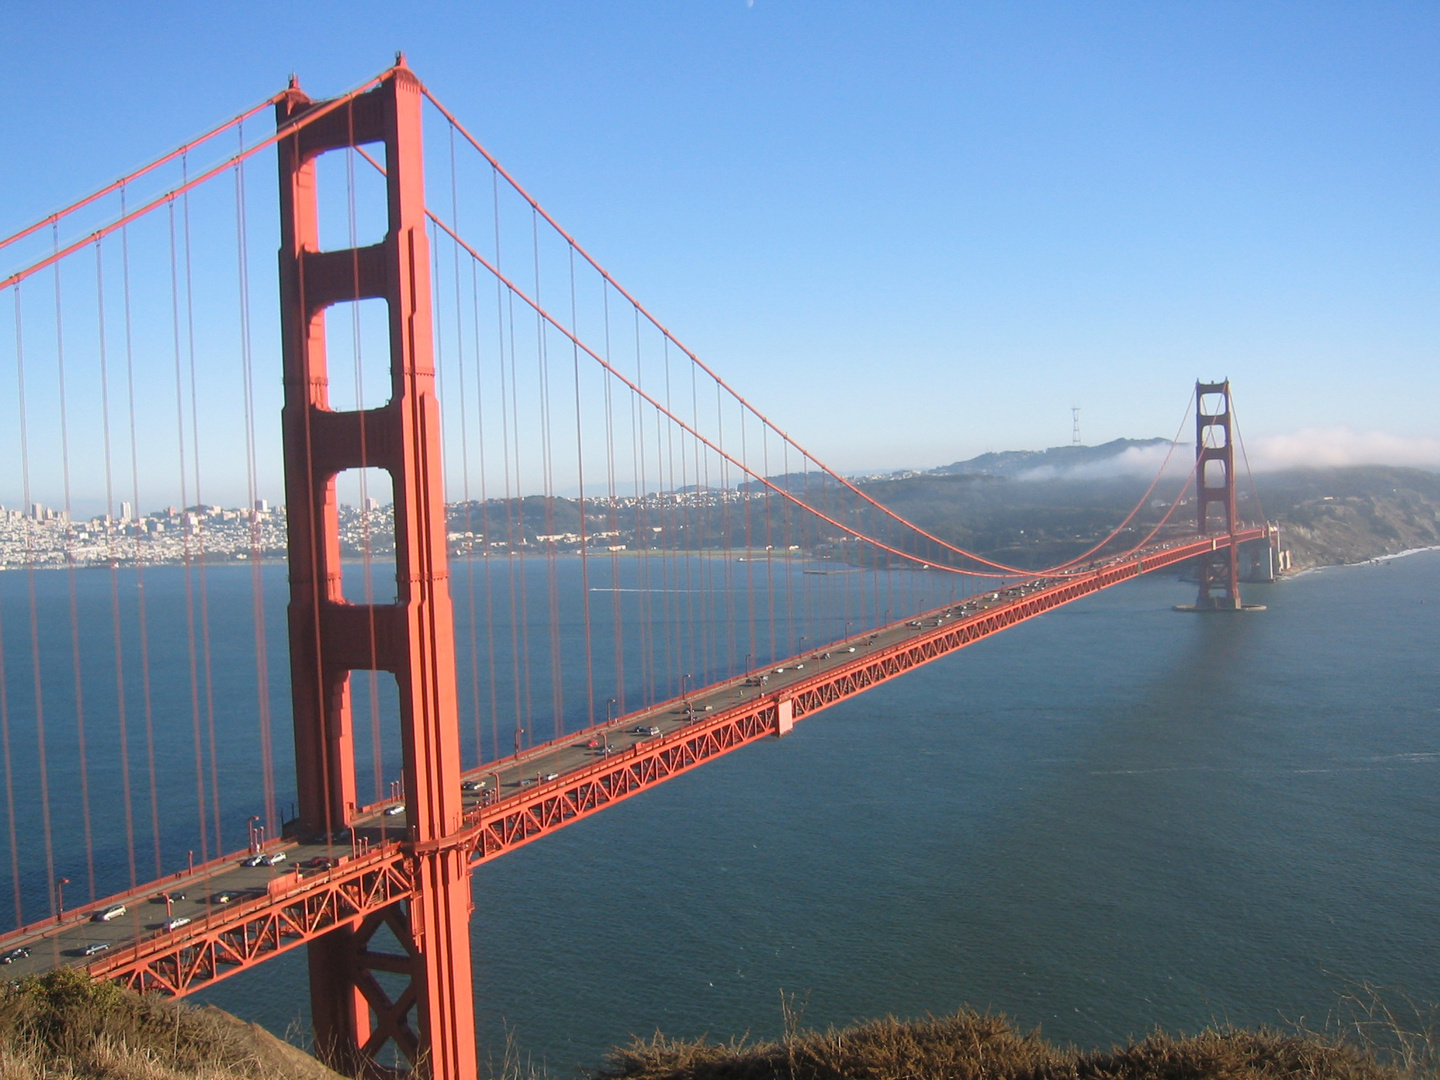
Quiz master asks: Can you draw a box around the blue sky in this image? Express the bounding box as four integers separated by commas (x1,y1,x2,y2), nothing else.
2,1,1437,478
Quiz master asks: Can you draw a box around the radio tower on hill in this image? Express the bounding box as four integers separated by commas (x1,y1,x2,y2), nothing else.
1072,406,1082,446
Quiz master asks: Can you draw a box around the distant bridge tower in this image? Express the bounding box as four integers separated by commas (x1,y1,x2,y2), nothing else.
1192,380,1242,610
277,61,477,1078
1071,406,1081,446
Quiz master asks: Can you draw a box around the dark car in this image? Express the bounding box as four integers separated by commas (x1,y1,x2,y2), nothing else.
0,946,30,964
301,856,337,869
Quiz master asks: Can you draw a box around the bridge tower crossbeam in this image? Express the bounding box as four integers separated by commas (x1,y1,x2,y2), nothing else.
276,61,477,1079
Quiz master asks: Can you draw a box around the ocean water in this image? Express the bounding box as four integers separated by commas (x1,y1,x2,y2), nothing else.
1,549,1435,1071
184,549,1440,1070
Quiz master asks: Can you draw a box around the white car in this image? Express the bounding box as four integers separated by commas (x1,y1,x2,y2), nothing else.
163,916,191,932
91,904,126,923
540,772,559,782
264,851,287,866
384,803,406,816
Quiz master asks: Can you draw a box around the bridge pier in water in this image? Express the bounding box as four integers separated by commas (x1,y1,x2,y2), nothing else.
277,62,478,1079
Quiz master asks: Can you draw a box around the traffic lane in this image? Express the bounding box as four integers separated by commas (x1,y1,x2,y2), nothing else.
0,839,357,979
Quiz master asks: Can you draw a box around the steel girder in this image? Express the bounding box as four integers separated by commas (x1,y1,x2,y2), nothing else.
459,530,1267,861
73,529,1266,997
89,853,415,997
463,707,778,862
790,530,1266,720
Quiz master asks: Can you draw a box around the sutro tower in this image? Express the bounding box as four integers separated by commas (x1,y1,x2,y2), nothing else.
1071,406,1081,446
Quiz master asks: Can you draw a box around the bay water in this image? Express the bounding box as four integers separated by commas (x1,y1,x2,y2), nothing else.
196,549,1438,1070
1,549,1435,1071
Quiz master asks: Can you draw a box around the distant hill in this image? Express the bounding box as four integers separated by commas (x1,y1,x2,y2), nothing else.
850,462,1440,571
930,438,1171,478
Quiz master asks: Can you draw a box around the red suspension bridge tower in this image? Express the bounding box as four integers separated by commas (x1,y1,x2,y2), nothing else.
277,61,478,1077
1191,379,1246,611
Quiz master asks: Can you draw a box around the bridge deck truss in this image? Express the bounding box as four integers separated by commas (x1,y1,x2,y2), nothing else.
88,852,414,997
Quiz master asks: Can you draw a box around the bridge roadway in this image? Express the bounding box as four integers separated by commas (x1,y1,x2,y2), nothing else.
0,527,1269,995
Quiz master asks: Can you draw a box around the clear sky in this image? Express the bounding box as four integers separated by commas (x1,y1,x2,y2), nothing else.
2,1,1437,477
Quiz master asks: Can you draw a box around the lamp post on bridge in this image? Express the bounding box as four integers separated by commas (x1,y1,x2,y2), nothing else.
54,877,69,925
606,698,616,725
248,816,261,854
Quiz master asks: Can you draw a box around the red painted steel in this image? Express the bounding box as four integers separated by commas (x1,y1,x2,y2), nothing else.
90,850,413,996
1194,380,1242,609
0,529,1266,1014
455,529,1269,862
276,59,477,1079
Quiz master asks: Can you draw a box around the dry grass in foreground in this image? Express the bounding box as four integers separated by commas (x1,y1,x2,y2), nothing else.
600,1008,1422,1080
0,969,342,1080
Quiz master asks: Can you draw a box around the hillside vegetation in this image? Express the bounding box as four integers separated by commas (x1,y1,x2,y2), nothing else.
0,970,342,1080
850,465,1440,571
1,973,1431,1080
603,1009,1424,1080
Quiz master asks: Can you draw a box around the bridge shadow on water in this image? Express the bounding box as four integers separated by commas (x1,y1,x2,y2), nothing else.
184,553,1440,1072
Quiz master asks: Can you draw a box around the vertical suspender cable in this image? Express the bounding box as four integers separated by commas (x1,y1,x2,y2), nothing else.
469,255,500,764
602,287,625,715
53,227,98,901
180,175,224,858
169,199,210,864
95,239,138,891
120,190,163,879
15,287,58,920
0,535,17,925
569,246,596,730
493,176,525,759
533,212,564,740
235,141,277,838
0,290,19,925
449,126,485,767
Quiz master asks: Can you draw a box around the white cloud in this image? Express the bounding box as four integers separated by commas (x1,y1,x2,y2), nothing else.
1018,442,1179,481
1248,427,1440,472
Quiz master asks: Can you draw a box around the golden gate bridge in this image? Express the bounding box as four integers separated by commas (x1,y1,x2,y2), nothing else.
0,60,1274,1079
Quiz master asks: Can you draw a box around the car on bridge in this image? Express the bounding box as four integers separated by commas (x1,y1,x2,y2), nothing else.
632,725,660,736
301,856,337,869
384,804,405,816
1,946,30,964
241,853,267,867
263,851,287,866
162,916,191,932
80,942,109,956
91,904,126,922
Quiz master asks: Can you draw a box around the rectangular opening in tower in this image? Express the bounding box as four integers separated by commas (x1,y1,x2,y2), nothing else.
335,466,397,605
323,298,393,412
1198,389,1228,416
313,143,388,253
349,668,403,811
